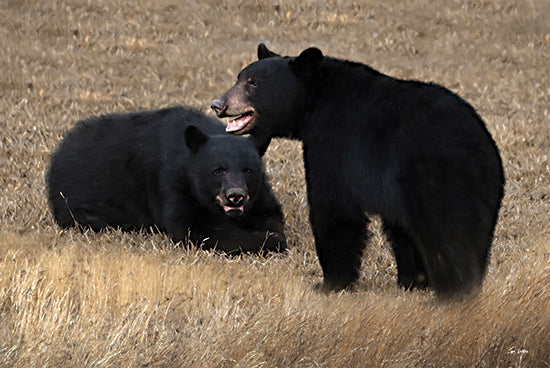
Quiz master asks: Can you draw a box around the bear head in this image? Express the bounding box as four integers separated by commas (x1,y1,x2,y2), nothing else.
184,125,264,218
211,44,324,154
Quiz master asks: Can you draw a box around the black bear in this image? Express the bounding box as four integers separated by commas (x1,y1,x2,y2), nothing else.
212,44,504,296
47,106,286,253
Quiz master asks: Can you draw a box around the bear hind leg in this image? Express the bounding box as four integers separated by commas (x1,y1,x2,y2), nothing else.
415,227,487,298
63,200,146,232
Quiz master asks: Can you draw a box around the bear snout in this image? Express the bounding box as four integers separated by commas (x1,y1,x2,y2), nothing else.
211,99,226,117
216,188,249,217
226,188,247,207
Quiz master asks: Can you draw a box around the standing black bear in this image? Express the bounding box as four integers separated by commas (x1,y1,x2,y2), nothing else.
47,106,286,253
212,44,504,296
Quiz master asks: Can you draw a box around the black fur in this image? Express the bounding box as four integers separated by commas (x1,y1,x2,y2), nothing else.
212,45,504,296
47,106,286,253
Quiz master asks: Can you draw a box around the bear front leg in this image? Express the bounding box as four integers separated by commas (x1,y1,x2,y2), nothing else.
244,205,287,252
383,221,429,290
207,224,286,253
310,209,369,292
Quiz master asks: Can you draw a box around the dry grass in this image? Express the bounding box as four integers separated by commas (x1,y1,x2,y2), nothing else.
1,0,549,366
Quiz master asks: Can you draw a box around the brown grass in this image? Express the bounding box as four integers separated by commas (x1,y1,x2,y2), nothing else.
1,0,549,366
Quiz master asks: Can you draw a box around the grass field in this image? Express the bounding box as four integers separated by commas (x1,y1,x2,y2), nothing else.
1,0,549,366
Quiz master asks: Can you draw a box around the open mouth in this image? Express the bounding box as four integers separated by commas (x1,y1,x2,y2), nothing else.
221,204,245,218
222,205,244,216
225,110,255,135
216,195,245,217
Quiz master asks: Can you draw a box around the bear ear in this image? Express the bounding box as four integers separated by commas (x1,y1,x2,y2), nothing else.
289,47,323,78
258,43,280,60
184,125,208,154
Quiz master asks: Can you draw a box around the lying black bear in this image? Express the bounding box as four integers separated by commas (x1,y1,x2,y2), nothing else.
47,106,286,253
212,44,504,296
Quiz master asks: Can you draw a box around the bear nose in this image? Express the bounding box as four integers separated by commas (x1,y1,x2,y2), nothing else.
226,188,246,206
210,99,226,116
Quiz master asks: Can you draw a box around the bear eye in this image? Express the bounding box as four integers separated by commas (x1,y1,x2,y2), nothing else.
213,167,226,176
243,168,253,174
246,78,257,87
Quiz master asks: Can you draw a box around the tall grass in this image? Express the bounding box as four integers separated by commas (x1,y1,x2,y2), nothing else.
1,0,549,366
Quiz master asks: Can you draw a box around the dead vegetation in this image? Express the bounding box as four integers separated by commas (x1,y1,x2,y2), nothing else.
0,0,549,366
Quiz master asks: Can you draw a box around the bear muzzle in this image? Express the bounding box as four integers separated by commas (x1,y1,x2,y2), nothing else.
216,188,249,217
211,99,256,135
